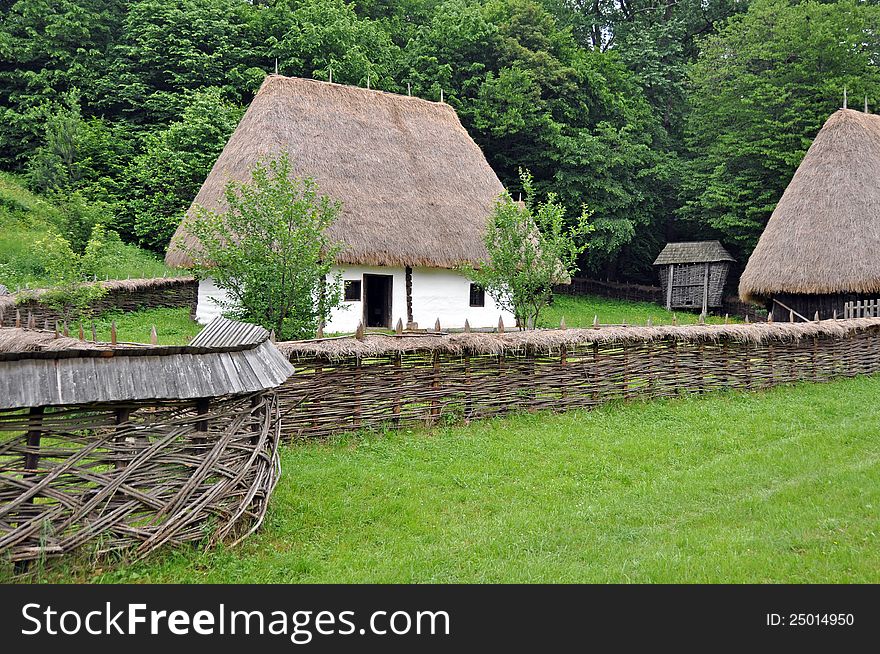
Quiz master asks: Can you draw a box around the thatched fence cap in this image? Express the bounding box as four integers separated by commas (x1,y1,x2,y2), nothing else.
278,318,880,360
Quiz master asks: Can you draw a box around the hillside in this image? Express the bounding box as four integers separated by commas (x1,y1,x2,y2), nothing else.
0,173,175,290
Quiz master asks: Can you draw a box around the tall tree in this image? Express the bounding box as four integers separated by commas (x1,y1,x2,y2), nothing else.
680,0,880,259
123,88,243,252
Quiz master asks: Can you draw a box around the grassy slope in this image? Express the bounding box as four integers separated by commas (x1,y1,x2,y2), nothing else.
0,172,176,288
30,374,880,584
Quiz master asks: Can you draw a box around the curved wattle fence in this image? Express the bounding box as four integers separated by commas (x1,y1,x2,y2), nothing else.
276,318,880,439
0,318,293,565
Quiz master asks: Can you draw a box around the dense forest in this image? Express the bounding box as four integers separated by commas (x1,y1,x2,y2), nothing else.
2,0,879,283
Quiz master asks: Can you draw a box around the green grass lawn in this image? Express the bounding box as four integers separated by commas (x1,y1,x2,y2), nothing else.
25,374,880,584
541,293,738,327
89,308,202,345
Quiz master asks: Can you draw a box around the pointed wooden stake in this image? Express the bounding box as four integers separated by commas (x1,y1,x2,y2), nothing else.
463,319,471,333
646,316,653,327
767,311,774,323
355,320,365,341
833,309,838,320
54,322,59,339
78,322,84,341
789,309,794,323
15,310,21,328
149,325,158,345
27,311,35,329
559,316,566,330
593,315,599,329
110,321,117,346
814,311,820,322
724,313,729,324
672,314,678,326
698,313,705,325
497,316,505,333
62,321,69,337
434,317,441,332
744,314,750,324
395,318,403,335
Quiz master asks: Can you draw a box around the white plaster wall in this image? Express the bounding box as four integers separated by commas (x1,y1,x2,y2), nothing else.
411,267,514,329
196,277,233,324
197,266,515,332
325,265,407,333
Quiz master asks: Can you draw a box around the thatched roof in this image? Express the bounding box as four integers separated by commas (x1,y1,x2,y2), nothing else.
740,109,880,302
0,318,293,409
165,75,505,269
278,318,880,360
653,241,733,266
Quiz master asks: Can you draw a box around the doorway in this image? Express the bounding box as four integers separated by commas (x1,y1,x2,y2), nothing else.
363,274,393,328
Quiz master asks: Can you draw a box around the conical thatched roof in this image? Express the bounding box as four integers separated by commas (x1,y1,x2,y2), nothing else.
740,109,880,302
165,75,505,269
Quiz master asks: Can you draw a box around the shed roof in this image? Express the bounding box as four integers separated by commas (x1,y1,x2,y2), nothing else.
653,241,734,266
0,318,293,409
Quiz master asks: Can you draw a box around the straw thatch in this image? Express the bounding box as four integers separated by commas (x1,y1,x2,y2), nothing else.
740,109,880,302
278,318,880,360
165,75,505,269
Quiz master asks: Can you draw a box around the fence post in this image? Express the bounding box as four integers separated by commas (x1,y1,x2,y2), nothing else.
393,352,402,426
464,351,473,419
430,351,440,423
591,342,600,405
559,344,567,405
353,359,362,429
114,407,132,469
194,398,209,448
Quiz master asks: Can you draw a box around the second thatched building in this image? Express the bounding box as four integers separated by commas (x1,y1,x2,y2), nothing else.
740,108,880,320
165,75,515,332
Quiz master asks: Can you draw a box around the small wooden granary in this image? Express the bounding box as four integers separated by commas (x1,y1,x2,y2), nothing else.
653,241,734,313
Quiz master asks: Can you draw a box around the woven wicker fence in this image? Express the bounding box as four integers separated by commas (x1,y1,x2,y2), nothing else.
0,392,280,565
277,319,880,439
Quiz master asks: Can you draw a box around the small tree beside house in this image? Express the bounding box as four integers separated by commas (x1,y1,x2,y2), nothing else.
462,170,592,330
182,153,344,340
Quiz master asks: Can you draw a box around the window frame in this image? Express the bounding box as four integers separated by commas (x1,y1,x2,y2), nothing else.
469,283,485,308
343,279,362,302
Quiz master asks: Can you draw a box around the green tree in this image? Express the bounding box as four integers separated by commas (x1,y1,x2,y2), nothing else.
681,0,880,258
98,0,261,124
123,88,243,253
0,0,127,168
183,152,344,340
462,170,591,329
256,0,404,88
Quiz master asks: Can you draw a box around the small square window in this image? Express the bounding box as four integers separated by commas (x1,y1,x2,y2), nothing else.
469,283,485,307
344,279,362,302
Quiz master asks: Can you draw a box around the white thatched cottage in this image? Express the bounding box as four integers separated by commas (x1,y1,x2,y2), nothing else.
165,74,515,332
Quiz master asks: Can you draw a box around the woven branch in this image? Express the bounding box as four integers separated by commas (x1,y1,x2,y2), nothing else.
277,324,880,439
0,392,280,564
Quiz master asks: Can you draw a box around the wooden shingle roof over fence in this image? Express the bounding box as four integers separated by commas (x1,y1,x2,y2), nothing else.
0,317,293,409
652,241,734,266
